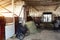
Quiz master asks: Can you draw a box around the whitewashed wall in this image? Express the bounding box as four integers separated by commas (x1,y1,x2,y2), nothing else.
5,23,14,40
14,1,25,25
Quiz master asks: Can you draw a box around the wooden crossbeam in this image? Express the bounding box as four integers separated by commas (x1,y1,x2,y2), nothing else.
0,0,12,7
54,5,59,11
52,0,60,2
32,6,39,11
0,0,3,2
26,1,60,6
0,0,16,7
0,5,12,13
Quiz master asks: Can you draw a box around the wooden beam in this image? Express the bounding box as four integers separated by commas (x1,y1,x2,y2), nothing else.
0,0,3,2
52,0,60,2
25,1,60,6
0,0,11,7
0,5,12,13
32,6,39,11
54,5,59,11
1,0,11,5
0,0,16,7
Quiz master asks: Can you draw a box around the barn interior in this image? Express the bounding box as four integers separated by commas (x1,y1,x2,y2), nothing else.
0,0,60,40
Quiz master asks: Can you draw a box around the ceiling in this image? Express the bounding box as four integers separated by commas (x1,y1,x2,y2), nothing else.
0,0,60,12
0,0,60,8
23,0,60,6
22,0,60,11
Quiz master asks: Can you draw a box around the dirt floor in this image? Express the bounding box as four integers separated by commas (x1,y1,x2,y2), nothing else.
8,30,60,40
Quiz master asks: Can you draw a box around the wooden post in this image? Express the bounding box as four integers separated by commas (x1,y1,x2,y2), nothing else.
23,5,29,22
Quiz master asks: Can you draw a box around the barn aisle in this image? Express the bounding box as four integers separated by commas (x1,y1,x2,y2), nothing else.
7,30,60,40
23,30,60,40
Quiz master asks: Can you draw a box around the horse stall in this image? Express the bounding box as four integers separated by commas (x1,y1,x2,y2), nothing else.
0,13,15,40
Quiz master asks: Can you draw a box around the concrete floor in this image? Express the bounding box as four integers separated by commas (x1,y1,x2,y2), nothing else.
8,30,60,40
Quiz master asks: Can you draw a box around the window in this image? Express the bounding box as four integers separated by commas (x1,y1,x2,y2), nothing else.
43,12,52,22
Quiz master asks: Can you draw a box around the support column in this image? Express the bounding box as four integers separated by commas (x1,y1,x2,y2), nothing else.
23,5,29,22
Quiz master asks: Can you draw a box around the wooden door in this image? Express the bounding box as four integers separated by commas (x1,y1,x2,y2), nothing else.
15,16,19,34
0,16,6,40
